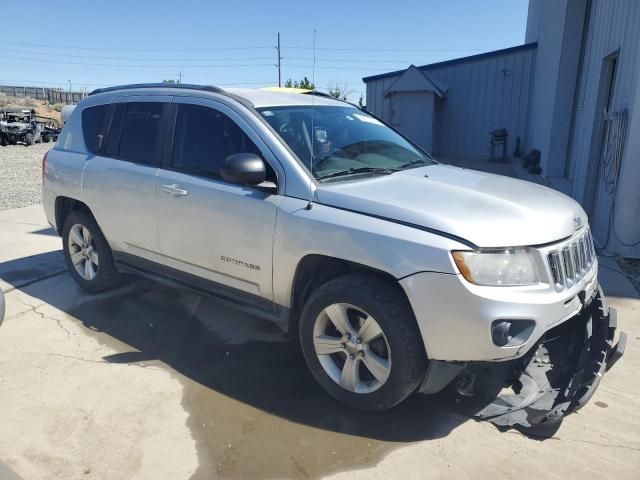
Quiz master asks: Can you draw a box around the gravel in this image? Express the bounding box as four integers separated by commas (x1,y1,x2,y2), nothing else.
0,142,51,211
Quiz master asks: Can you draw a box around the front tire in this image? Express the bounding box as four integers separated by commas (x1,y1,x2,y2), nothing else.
24,133,35,146
299,274,427,411
62,210,120,293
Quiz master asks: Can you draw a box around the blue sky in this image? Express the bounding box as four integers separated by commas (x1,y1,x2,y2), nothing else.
0,0,528,101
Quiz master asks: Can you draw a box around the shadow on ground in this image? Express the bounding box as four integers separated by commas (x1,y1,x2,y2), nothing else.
2,252,472,478
0,250,66,291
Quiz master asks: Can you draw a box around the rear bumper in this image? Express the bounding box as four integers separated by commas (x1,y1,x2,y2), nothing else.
428,288,626,429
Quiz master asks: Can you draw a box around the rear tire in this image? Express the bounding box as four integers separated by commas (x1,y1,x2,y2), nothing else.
62,210,120,293
299,274,427,411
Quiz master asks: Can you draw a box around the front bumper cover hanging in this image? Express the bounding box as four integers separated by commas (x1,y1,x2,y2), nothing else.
457,287,626,429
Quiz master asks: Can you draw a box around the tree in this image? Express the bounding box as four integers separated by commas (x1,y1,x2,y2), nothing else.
162,79,176,84
327,82,352,101
284,77,315,90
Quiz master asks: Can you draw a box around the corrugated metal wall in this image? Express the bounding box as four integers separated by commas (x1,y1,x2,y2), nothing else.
566,0,640,193
365,47,537,158
564,0,640,251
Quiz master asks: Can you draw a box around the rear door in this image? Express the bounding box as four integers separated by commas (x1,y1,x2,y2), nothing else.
154,97,282,301
82,96,171,257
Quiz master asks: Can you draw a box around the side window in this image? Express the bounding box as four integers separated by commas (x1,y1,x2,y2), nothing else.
81,104,109,154
105,104,125,156
117,102,164,165
172,104,263,179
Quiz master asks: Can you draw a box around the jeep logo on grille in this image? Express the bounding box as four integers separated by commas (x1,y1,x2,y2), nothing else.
574,216,583,230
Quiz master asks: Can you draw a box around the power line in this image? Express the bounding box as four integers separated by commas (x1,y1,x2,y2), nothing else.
286,56,451,64
0,40,274,52
0,56,275,68
0,50,274,62
0,78,277,87
284,46,488,52
0,61,280,83
0,56,394,72
0,39,492,54
0,78,107,86
0,48,274,62
287,64,393,71
0,47,465,65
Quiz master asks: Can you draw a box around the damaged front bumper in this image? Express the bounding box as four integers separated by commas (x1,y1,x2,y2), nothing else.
426,287,626,429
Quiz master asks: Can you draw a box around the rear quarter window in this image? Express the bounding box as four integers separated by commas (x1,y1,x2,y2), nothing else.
81,104,109,154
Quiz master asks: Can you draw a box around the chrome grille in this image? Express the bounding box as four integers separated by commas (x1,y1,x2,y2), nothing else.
547,229,595,289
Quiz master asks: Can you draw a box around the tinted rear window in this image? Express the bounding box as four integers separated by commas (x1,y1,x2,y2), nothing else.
118,102,164,165
81,104,109,154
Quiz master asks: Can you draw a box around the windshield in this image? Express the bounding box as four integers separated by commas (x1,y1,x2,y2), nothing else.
257,105,435,181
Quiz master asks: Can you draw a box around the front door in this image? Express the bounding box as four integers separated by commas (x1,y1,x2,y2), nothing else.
390,91,434,153
154,98,281,301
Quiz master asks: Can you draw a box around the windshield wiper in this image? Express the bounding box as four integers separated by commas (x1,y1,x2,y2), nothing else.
316,167,398,181
397,159,429,170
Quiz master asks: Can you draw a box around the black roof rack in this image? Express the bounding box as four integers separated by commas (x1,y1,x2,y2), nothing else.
89,83,224,96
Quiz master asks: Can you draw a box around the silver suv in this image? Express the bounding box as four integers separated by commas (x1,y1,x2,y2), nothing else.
42,84,625,429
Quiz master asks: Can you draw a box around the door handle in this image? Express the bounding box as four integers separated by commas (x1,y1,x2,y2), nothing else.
161,184,189,197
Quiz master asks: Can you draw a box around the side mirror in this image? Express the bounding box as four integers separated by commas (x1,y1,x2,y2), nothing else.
221,153,266,185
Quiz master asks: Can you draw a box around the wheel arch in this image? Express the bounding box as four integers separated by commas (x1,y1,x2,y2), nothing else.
54,196,96,235
288,254,409,334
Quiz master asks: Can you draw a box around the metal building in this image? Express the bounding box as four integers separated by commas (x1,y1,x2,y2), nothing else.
364,44,537,158
363,0,640,258
527,0,640,257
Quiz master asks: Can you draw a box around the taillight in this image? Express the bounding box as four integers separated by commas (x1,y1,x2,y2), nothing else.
42,150,50,183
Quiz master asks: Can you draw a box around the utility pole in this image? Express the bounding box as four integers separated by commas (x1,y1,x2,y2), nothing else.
178,72,182,84
276,32,282,87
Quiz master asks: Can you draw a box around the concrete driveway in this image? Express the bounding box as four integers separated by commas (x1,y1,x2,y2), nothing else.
0,205,638,480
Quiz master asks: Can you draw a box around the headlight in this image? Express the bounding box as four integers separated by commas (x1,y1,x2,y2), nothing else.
452,249,540,286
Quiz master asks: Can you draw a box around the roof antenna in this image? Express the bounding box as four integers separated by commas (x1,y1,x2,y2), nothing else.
306,28,317,210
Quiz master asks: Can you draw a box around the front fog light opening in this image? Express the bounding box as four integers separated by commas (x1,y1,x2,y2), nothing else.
491,319,535,347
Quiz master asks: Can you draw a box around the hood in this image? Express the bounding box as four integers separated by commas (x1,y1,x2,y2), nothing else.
315,164,587,248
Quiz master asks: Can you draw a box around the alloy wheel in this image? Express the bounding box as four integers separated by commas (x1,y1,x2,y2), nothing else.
313,303,391,394
68,224,99,281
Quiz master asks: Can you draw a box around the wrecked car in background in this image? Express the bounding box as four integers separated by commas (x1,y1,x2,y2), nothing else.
0,109,60,146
